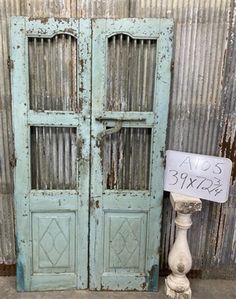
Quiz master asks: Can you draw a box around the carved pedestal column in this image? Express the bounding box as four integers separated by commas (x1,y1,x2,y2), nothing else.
165,193,202,299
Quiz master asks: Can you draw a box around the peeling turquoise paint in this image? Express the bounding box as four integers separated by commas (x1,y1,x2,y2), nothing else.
148,264,159,291
15,234,25,292
16,256,25,292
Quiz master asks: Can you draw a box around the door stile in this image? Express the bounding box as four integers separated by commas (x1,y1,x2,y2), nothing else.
89,19,105,290
146,22,173,291
11,16,31,291
76,19,91,289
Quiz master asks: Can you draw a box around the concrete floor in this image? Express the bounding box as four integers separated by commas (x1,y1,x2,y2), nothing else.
0,277,236,299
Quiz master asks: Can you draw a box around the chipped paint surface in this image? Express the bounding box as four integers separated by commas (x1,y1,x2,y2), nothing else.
0,0,235,282
148,264,159,291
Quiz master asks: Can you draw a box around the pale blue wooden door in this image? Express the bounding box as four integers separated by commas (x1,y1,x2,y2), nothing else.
11,17,91,291
90,19,173,291
11,17,172,292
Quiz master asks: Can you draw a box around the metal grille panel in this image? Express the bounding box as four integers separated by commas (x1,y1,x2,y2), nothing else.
28,35,77,111
103,128,151,190
106,35,156,112
31,126,77,190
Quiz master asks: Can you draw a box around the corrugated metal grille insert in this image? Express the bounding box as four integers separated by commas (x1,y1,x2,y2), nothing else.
28,35,77,111
103,127,151,190
106,34,157,111
30,126,77,190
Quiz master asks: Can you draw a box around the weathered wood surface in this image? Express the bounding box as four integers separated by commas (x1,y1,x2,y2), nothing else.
0,0,235,279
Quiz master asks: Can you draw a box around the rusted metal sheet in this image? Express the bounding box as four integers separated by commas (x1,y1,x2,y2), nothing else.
0,0,235,279
206,1,236,274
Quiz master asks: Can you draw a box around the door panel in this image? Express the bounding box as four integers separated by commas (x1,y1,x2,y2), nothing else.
32,212,76,273
103,211,147,272
90,19,173,290
11,17,91,291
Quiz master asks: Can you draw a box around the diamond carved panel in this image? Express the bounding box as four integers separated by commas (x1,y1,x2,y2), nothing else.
104,212,147,273
40,219,68,266
32,213,75,273
111,219,139,267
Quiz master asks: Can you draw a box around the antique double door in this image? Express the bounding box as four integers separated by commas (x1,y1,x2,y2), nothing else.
11,17,173,291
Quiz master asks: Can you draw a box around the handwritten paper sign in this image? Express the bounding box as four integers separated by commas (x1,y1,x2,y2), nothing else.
164,150,232,203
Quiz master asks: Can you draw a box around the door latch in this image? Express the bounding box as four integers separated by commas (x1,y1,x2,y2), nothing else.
96,121,123,147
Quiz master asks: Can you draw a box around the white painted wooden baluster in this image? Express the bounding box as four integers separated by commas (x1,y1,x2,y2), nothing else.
165,193,202,299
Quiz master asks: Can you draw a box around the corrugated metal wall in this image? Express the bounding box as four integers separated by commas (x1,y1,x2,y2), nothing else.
0,0,235,277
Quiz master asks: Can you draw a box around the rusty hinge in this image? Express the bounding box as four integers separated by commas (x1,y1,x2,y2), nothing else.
7,57,14,69
171,59,174,72
90,197,100,209
160,149,166,168
9,154,17,168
